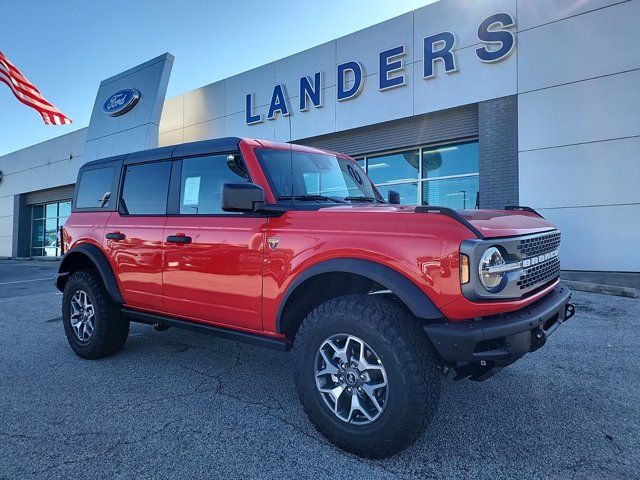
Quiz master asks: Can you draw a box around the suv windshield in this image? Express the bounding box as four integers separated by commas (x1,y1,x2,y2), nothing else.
255,149,383,203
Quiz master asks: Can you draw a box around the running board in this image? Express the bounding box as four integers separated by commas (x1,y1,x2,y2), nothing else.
122,308,291,351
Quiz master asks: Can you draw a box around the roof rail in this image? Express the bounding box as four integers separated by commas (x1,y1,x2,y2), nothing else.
415,206,484,239
504,205,544,219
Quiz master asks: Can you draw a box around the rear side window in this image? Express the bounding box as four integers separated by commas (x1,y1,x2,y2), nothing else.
179,154,250,215
75,167,114,209
121,162,171,215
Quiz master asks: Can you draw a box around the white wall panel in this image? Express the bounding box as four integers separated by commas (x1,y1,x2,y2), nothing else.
0,152,17,177
414,46,516,115
30,141,51,169
0,235,12,258
159,95,184,133
183,80,226,127
519,137,640,208
281,86,337,141
0,195,13,217
336,65,414,132
414,0,516,51
517,0,625,30
540,204,640,271
10,171,29,196
13,148,31,174
0,214,13,238
224,109,275,140
183,118,226,143
276,42,336,89
519,69,640,151
158,129,184,147
518,0,640,92
337,13,413,78
225,63,275,115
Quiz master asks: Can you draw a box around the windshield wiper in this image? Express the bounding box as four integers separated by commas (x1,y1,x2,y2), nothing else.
278,194,346,203
344,196,379,203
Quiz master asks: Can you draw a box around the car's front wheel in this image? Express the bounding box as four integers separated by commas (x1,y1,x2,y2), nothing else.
293,294,441,458
62,269,129,359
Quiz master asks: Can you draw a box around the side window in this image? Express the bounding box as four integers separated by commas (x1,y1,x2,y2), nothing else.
121,162,171,215
75,167,114,209
179,154,250,215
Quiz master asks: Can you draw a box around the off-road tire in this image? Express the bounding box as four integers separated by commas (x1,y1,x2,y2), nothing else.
62,269,129,359
293,294,441,458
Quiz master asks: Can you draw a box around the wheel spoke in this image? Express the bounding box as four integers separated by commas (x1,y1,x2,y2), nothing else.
316,349,340,377
326,339,348,364
84,320,94,338
362,383,385,414
349,393,373,422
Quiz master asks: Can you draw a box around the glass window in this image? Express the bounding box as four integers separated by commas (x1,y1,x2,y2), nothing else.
58,201,71,218
376,183,419,205
421,141,478,179
366,150,419,184
31,219,44,248
422,176,479,209
179,155,250,215
76,167,114,209
32,205,44,219
256,149,382,203
31,199,72,257
45,203,57,218
121,162,171,215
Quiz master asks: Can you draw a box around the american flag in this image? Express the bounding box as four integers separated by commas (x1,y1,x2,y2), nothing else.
0,50,72,125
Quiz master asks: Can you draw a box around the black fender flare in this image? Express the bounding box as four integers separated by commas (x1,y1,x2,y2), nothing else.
276,258,443,333
56,244,124,304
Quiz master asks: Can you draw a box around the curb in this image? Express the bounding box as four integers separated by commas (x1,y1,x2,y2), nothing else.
563,280,639,299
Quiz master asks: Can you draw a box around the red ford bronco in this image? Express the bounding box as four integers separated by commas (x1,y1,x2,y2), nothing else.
56,137,575,458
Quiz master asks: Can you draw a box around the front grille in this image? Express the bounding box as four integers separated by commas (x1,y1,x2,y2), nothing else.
517,232,561,258
517,257,560,290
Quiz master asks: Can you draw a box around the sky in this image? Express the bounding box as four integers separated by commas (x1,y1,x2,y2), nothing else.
0,0,437,156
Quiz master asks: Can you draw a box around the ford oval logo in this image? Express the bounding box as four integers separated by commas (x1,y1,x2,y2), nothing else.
102,88,140,116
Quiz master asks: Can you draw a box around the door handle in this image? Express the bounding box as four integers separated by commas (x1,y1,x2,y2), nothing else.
106,232,126,241
166,235,192,244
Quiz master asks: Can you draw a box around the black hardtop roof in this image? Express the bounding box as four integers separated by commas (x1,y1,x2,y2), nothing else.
81,137,242,170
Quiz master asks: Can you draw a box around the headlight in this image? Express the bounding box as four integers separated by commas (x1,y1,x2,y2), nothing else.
479,247,507,292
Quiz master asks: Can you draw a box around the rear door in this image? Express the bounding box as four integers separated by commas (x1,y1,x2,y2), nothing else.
105,160,172,311
162,153,266,331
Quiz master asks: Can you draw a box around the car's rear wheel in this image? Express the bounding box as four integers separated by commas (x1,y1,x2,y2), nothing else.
62,270,129,359
293,294,441,458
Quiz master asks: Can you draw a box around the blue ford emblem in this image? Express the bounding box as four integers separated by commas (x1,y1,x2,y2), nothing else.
103,88,140,116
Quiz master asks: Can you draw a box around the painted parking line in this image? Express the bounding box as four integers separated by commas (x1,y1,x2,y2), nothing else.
0,277,54,285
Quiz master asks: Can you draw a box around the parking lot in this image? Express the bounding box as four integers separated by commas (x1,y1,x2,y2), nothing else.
0,259,638,479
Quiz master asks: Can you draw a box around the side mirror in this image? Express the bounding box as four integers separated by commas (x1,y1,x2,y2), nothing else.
222,183,266,212
387,190,401,205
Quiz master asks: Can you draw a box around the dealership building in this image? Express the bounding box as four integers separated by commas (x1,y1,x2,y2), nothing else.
0,0,638,287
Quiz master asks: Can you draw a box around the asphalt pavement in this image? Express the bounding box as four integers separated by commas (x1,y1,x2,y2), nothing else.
0,259,638,479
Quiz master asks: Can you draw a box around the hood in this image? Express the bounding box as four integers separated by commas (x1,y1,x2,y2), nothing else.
456,209,556,238
316,204,556,239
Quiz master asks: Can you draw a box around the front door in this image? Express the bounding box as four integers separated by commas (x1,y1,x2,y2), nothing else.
105,160,172,311
162,154,266,331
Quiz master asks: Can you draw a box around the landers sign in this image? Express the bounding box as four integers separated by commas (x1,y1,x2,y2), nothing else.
245,12,516,125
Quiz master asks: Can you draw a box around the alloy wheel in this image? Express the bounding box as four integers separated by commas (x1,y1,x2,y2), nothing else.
314,334,388,425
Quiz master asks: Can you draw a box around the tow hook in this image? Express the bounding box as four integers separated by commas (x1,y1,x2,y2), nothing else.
564,303,576,321
530,329,547,351
153,323,170,332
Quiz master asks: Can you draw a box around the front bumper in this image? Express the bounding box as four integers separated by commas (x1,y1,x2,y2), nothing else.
424,282,574,380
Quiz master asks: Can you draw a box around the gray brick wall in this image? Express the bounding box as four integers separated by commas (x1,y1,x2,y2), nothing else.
478,95,518,209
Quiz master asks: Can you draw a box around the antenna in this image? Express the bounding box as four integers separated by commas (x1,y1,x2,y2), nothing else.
288,112,295,207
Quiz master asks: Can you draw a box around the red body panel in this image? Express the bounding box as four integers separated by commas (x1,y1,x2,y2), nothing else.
162,216,266,331
104,213,166,311
62,138,562,337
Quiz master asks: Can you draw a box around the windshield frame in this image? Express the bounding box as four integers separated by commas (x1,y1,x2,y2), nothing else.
254,147,384,207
